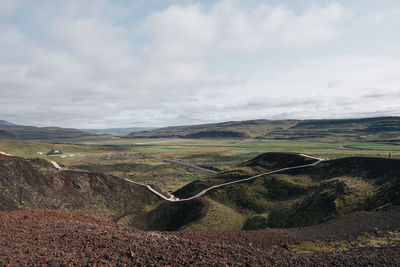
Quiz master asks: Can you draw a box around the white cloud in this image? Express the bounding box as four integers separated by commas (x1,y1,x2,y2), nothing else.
369,9,400,23
2,0,399,128
142,1,345,59
0,0,22,16
51,18,133,65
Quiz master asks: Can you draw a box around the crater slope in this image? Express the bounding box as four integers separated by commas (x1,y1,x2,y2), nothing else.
176,152,400,230
0,154,206,230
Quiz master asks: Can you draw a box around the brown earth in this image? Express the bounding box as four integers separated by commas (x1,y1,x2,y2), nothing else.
1,209,399,266
173,206,400,250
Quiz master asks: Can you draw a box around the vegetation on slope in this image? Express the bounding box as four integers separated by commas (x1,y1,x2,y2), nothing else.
0,120,94,140
0,155,205,230
146,197,208,231
127,119,296,139
181,152,400,230
1,148,400,232
126,116,400,142
185,198,246,230
174,152,318,198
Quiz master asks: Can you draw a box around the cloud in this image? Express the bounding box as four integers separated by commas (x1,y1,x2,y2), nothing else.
369,9,400,23
0,0,22,16
141,1,345,59
174,55,400,124
1,0,398,128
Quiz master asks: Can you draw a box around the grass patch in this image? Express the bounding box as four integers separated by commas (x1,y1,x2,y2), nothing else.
144,197,161,212
289,231,400,253
185,198,246,230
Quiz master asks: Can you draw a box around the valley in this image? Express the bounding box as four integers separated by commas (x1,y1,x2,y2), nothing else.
1,117,400,265
2,0,400,264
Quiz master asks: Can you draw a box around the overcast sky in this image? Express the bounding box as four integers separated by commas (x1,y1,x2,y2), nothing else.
1,0,400,128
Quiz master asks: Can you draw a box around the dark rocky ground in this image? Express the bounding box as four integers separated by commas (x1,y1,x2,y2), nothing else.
1,209,399,266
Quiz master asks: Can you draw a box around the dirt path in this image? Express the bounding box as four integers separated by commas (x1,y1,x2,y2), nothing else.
124,154,325,202
2,151,325,203
174,157,324,202
49,160,63,170
123,179,178,201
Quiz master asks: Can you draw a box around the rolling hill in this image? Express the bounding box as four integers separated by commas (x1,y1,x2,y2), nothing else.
1,151,399,233
126,116,400,141
174,152,400,230
84,127,156,134
1,151,400,265
3,116,400,141
0,120,94,140
0,154,206,230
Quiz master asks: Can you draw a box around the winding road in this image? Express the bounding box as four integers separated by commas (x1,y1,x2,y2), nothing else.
123,153,325,202
1,150,325,202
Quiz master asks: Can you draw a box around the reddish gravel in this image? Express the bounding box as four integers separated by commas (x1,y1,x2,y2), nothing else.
173,207,400,250
1,210,400,266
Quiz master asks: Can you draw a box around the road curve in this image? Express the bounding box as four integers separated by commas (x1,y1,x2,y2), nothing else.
123,179,178,201
173,158,324,202
124,154,325,202
16,151,325,203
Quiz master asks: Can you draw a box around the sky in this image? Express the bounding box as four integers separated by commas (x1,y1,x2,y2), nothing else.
1,0,400,128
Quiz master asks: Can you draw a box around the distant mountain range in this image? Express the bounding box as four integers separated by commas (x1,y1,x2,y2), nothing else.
2,116,400,141
85,127,156,134
0,120,16,126
0,120,159,140
0,120,93,140
126,116,400,141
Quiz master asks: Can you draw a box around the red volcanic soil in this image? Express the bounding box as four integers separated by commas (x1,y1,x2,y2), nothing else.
174,207,400,250
1,210,400,266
